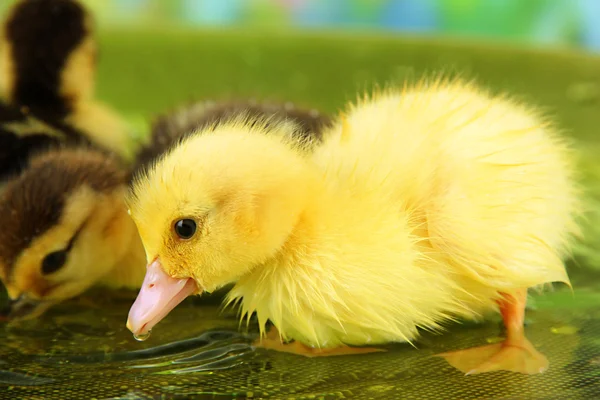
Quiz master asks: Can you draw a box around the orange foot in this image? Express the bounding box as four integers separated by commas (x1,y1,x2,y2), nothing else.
437,336,548,375
436,289,548,375
252,327,385,357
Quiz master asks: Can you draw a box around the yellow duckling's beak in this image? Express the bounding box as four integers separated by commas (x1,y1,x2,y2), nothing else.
126,259,198,337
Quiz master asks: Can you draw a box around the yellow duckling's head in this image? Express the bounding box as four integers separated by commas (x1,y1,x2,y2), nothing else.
126,117,315,337
0,148,137,320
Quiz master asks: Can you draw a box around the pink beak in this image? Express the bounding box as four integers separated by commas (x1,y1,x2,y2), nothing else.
126,259,198,337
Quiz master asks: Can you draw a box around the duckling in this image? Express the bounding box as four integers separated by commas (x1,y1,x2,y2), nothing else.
0,99,89,184
125,79,580,376
0,100,330,320
132,99,332,173
0,147,146,320
0,0,134,162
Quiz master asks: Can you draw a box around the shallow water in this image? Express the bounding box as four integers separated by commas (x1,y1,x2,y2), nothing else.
0,267,599,400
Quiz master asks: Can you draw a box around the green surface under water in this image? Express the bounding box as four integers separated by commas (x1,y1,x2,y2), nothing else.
1,276,599,399
1,29,600,399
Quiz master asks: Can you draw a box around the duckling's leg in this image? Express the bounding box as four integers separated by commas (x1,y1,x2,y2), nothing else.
436,289,548,375
253,327,385,357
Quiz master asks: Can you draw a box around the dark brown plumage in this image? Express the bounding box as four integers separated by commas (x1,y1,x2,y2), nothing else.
132,100,333,176
2,0,90,120
0,0,132,183
0,101,92,182
0,1,136,320
0,129,61,182
0,147,125,273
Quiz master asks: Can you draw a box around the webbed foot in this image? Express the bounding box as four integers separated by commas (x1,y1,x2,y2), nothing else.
437,336,548,375
253,327,385,357
436,289,548,375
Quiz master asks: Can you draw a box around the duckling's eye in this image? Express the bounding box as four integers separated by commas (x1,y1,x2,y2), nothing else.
174,219,197,240
41,250,68,275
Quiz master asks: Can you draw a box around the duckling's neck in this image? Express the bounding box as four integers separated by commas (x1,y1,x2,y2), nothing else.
97,206,146,289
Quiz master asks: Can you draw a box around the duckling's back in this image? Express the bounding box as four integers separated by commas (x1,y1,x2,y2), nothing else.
315,80,578,305
132,100,332,177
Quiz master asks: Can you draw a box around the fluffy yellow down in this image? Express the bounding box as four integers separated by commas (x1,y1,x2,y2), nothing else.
129,79,580,349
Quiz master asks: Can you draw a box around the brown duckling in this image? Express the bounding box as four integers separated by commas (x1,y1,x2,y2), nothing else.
0,146,146,320
0,99,331,320
0,0,135,162
133,99,333,173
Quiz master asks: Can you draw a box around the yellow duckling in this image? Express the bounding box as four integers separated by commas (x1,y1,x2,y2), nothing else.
125,79,580,375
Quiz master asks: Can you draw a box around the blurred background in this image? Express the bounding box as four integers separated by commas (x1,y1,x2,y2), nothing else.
2,0,599,53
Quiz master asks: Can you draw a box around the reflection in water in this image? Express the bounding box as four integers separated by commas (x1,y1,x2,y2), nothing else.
123,331,254,375
0,370,55,386
31,330,252,366
0,324,255,386
0,286,597,399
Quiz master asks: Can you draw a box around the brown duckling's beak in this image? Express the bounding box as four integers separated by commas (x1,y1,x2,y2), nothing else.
0,294,53,321
126,259,198,339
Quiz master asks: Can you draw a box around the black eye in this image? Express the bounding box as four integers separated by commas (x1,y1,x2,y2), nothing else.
174,219,197,239
41,250,68,275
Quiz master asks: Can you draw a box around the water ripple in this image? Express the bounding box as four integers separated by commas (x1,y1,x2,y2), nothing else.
128,342,253,371
34,330,250,365
173,342,250,364
0,370,55,386
155,351,249,375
